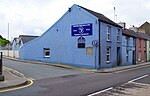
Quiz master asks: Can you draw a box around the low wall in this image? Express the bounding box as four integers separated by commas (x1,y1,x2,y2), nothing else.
0,50,19,58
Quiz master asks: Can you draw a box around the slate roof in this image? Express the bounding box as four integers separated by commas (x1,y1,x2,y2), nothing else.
123,29,150,40
19,35,39,44
78,5,122,28
123,29,141,38
136,32,150,40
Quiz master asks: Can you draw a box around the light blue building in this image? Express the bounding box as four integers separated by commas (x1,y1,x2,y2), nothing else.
121,29,138,65
12,35,39,50
20,4,122,69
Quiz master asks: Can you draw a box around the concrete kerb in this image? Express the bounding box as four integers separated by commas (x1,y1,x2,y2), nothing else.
97,62,150,73
0,69,28,90
3,56,150,73
3,56,95,72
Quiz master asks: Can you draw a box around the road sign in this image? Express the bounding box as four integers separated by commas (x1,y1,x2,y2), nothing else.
92,40,99,47
71,23,92,36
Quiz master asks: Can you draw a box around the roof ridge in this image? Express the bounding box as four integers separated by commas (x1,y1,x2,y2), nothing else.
77,5,122,28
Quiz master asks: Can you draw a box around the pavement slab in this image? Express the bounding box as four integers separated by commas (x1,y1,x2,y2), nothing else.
0,69,27,89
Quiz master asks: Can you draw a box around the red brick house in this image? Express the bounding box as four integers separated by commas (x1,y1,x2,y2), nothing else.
136,33,147,63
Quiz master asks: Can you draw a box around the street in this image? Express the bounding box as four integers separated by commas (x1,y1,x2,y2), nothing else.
0,59,150,96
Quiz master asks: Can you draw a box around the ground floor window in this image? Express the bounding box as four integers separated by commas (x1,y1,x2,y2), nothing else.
106,47,111,63
44,48,50,58
126,50,129,62
138,51,141,61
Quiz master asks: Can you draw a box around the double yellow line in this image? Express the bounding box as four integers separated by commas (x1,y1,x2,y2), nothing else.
0,66,33,93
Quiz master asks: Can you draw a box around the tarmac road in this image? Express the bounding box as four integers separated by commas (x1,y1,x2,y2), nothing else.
1,58,150,96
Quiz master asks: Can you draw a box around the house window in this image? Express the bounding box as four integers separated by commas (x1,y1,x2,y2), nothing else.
117,29,120,42
106,47,111,63
144,40,146,48
138,51,141,61
107,26,111,41
44,48,50,58
126,50,129,62
139,39,141,48
126,36,129,46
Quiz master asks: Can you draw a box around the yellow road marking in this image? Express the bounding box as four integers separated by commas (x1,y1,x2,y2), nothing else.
0,79,33,93
0,66,33,92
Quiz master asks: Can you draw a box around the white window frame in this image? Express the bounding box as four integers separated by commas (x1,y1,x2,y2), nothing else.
44,48,50,58
107,26,111,41
117,29,120,42
126,50,129,62
138,51,141,61
106,47,111,63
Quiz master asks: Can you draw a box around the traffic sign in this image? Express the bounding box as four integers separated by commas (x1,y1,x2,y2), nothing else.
92,40,99,47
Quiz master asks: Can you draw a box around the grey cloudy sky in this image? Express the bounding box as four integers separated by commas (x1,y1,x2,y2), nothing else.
0,0,150,40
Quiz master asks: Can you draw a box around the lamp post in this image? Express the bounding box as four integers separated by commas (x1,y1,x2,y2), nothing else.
0,52,4,81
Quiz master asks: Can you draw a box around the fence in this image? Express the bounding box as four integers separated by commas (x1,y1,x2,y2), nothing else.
0,50,19,58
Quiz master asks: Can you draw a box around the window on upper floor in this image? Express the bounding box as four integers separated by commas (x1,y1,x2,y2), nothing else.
139,39,141,48
144,40,146,48
107,26,111,41
106,47,111,63
126,36,129,46
117,29,120,42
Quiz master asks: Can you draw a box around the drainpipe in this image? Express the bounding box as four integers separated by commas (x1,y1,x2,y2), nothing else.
98,19,101,69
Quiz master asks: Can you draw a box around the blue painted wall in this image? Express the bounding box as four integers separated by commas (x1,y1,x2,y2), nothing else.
121,35,135,65
20,4,122,69
100,22,122,68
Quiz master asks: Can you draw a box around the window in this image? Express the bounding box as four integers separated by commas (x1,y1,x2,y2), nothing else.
144,40,146,48
117,29,120,42
107,26,111,41
106,47,111,63
138,51,141,61
139,39,141,48
44,48,50,58
126,36,129,46
126,50,129,62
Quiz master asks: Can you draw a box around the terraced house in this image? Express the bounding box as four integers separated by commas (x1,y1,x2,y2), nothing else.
121,29,137,65
19,4,123,69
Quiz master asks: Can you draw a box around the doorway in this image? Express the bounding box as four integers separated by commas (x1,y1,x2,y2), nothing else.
117,47,121,66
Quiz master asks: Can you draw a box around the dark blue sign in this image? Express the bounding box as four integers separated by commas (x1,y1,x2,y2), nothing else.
71,23,92,36
92,40,99,47
78,36,85,43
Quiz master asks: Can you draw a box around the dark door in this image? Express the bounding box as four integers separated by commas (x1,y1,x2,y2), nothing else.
117,47,121,66
132,51,136,64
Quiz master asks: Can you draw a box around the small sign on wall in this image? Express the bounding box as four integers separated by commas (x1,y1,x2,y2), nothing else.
86,46,93,55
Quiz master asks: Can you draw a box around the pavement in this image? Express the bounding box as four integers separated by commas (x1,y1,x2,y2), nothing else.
0,69,27,90
0,56,150,91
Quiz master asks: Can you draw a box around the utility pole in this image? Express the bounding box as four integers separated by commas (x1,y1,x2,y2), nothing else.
114,7,116,22
8,23,9,57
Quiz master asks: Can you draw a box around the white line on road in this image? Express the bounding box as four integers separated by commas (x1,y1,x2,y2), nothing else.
87,87,113,96
128,75,148,83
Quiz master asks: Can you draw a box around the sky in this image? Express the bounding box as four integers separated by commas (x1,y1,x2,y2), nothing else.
0,0,150,40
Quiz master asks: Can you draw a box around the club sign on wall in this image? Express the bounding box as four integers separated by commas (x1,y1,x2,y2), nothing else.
71,23,92,48
71,23,92,36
